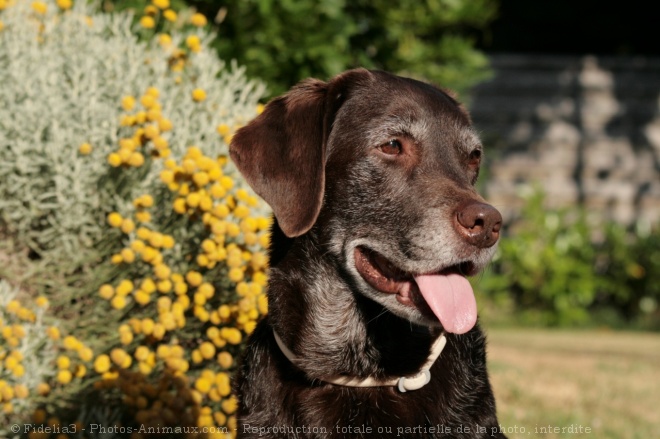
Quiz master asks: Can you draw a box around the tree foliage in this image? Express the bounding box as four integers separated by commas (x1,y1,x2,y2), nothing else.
129,0,498,97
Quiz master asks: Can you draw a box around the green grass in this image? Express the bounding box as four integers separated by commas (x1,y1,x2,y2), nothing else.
486,328,660,439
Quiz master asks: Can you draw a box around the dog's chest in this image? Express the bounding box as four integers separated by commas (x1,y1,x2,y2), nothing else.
294,385,452,438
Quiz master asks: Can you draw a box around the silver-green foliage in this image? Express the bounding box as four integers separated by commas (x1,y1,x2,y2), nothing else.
0,0,265,270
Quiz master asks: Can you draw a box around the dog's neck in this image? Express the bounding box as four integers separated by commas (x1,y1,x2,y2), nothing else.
266,223,444,381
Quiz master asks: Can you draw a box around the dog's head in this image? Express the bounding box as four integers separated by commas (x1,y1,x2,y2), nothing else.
230,69,501,335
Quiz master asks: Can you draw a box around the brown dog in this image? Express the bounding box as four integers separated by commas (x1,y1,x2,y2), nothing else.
230,69,505,438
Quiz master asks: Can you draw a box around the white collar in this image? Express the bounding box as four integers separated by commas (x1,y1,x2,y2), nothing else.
273,330,447,392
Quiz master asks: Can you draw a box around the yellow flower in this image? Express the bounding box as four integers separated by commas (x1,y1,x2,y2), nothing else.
31,1,47,15
160,169,175,185
144,5,158,15
153,137,168,151
174,282,188,295
94,355,111,373
161,235,175,249
173,198,187,214
157,279,172,293
120,331,133,345
140,277,156,294
79,347,94,362
134,290,151,306
227,223,240,237
1,385,15,402
240,217,258,233
11,324,26,338
163,9,177,22
219,175,234,190
78,142,92,155
141,246,158,263
56,355,71,369
37,383,51,396
107,212,123,228
147,232,163,248
233,205,250,219
186,35,201,52
186,271,203,287
35,296,49,308
191,13,207,27
121,95,136,111
75,364,87,378
145,86,159,98
195,377,212,393
57,370,73,384
217,123,230,136
120,248,136,263
245,232,258,245
154,264,171,280
158,33,172,46
119,137,137,150
136,227,152,240
116,279,134,296
199,342,215,359
46,326,61,340
128,151,145,167
217,352,233,369
152,323,166,339
158,118,173,132
136,211,151,223
121,218,136,234
244,318,258,335
222,328,242,345
193,171,210,187
134,346,150,362
221,396,238,415
135,111,147,124
111,295,127,310
56,0,72,10
63,335,82,350
110,348,128,366
12,364,25,377
192,88,207,102
141,318,155,335
140,94,157,109
186,192,201,208
152,0,169,9
140,16,156,29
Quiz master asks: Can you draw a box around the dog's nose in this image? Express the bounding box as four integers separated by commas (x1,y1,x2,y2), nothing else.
454,201,502,248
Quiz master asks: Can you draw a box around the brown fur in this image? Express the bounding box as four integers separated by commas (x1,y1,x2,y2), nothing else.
230,69,505,438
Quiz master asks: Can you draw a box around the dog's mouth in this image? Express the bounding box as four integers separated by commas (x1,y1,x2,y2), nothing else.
354,246,478,334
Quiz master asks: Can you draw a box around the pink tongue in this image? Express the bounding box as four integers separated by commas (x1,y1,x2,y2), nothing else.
414,273,477,334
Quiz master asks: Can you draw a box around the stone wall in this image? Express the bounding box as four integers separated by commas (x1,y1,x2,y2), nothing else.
470,54,660,225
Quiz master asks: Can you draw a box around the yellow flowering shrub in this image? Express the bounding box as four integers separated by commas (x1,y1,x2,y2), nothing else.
0,281,60,421
0,0,268,437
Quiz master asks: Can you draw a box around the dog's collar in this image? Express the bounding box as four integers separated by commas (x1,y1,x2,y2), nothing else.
272,330,447,392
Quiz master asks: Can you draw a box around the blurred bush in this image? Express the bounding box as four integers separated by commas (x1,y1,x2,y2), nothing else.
478,189,660,329
108,0,498,97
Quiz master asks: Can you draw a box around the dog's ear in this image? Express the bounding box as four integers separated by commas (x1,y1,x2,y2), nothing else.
230,69,372,237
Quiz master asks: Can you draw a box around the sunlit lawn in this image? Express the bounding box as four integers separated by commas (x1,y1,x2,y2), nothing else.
486,328,660,439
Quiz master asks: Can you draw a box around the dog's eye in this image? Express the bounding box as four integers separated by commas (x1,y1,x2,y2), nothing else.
380,139,403,155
